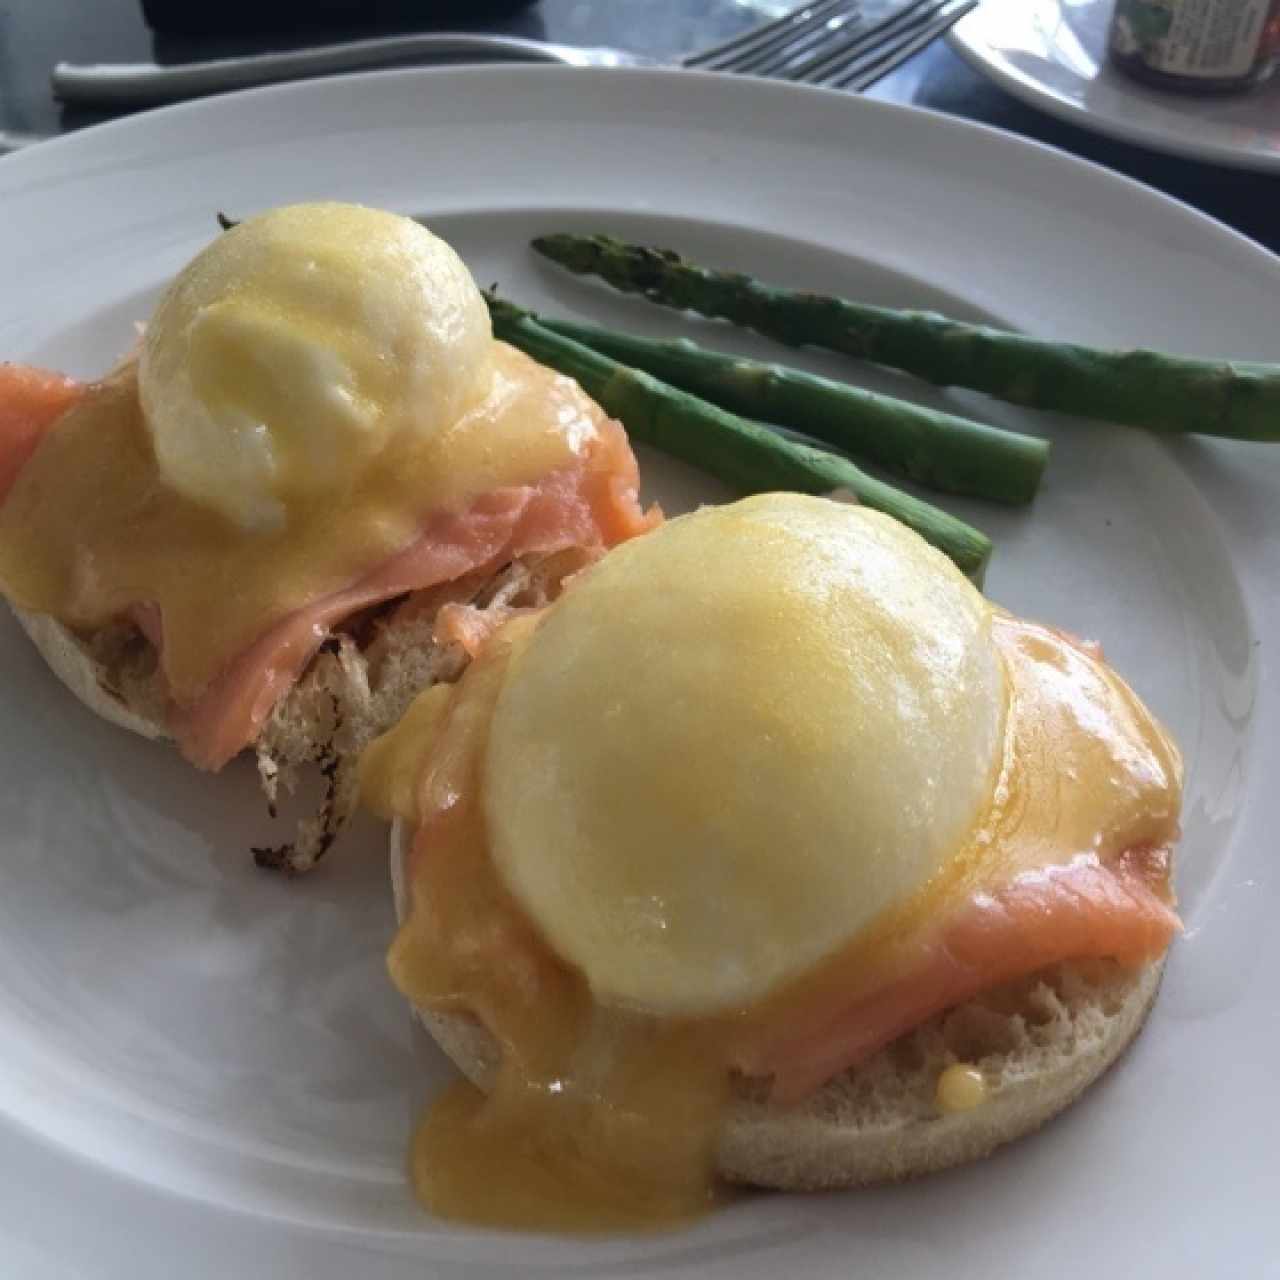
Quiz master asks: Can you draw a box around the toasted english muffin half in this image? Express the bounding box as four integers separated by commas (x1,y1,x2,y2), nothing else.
389,818,1164,1190
7,550,589,873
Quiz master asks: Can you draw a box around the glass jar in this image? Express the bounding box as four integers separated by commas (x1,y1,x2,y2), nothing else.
1108,0,1280,92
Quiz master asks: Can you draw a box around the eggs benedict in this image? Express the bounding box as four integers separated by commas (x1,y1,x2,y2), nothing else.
362,492,1182,1231
0,203,654,870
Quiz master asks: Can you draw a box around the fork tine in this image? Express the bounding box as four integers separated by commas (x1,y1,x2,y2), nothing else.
821,0,976,88
838,7,976,90
753,0,937,80
726,4,867,77
831,0,976,88
694,1,853,74
683,0,850,70
740,1,913,77
786,0,952,83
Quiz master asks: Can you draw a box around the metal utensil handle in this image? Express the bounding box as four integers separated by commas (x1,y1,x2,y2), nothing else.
52,33,602,105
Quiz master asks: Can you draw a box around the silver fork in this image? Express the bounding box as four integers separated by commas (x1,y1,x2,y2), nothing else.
51,0,976,107
686,0,976,90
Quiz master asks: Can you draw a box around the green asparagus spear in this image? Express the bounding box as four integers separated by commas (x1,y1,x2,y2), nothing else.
487,296,992,581
532,233,1280,443
532,312,1048,505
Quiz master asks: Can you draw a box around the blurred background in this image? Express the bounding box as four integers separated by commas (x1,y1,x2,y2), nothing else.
1,0,1275,251
0,0,795,136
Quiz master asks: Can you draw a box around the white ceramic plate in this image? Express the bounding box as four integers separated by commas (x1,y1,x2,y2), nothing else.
1,66,1278,1278
949,0,1280,171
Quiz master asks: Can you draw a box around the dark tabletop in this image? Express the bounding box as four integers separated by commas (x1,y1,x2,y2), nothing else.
0,0,1276,255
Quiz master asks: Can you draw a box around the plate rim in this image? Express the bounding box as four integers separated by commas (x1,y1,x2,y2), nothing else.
0,63,1277,1277
3,63,1280,261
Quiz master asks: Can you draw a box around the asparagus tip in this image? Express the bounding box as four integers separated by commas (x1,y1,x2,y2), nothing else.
531,232,688,282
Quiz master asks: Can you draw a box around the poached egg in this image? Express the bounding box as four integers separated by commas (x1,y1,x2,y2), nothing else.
486,494,1005,1013
139,202,492,531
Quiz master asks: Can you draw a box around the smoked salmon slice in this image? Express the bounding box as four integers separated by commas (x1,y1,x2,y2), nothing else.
174,424,655,770
0,364,655,769
0,365,84,501
742,848,1180,1104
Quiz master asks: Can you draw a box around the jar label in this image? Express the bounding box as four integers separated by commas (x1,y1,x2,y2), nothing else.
1112,0,1270,77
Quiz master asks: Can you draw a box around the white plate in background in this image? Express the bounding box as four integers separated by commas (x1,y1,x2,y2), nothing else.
949,0,1280,171
0,65,1277,1277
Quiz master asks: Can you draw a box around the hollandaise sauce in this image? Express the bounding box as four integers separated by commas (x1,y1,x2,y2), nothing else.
371,621,728,1232
0,344,605,705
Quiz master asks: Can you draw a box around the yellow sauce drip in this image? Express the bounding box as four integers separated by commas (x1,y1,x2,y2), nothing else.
366,608,1182,1234
935,1064,988,1114
378,619,725,1231
413,1020,727,1234
0,342,604,703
